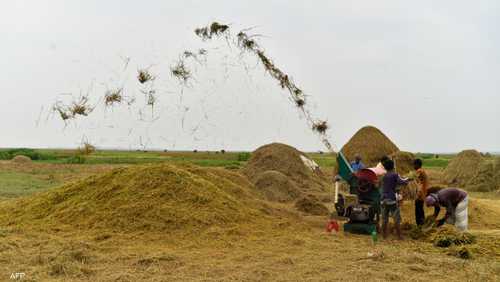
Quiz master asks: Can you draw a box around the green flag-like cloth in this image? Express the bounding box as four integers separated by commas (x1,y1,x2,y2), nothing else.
337,151,353,181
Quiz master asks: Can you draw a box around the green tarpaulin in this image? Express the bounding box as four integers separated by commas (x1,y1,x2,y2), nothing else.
337,151,353,181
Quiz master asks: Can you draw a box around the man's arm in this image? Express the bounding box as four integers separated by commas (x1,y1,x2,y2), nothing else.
433,205,441,218
435,201,454,226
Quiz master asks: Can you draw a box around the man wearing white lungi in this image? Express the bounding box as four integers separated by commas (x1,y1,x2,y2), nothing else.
425,188,468,231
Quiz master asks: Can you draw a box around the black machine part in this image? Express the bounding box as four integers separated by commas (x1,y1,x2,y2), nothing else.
334,193,346,217
346,204,376,224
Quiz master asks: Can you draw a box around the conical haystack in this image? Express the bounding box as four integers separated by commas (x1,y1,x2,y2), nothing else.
341,126,399,167
444,150,483,188
467,157,500,192
11,155,32,163
243,143,327,194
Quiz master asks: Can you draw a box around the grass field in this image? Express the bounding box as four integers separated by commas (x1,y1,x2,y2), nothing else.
0,149,452,200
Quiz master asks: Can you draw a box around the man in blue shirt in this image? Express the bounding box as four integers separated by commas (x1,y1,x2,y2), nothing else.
350,154,365,172
381,158,409,240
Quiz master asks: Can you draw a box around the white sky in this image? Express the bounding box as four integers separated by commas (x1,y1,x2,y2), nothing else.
1,0,499,153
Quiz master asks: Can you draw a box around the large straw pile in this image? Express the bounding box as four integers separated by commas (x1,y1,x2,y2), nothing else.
0,164,272,233
243,143,328,195
253,170,301,202
390,151,415,175
11,155,32,163
467,157,500,192
444,150,483,188
341,126,399,167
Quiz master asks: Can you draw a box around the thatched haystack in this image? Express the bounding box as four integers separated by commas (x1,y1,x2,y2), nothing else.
444,150,483,188
341,126,399,167
243,143,328,193
11,155,32,163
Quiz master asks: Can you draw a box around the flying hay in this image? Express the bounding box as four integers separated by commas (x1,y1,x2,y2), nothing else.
194,22,338,152
137,69,155,84
194,22,230,40
104,88,123,106
312,121,328,134
53,95,93,121
171,61,192,84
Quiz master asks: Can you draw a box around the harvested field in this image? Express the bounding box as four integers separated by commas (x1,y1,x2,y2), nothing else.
0,151,499,281
3,6,499,281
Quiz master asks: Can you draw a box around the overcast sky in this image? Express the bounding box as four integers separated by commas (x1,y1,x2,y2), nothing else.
1,0,499,153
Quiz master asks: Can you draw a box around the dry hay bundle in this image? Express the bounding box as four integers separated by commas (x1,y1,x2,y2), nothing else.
294,195,329,216
431,225,476,248
11,155,32,163
400,182,418,201
253,170,301,202
444,149,483,188
104,88,123,106
467,157,500,192
53,96,93,121
137,69,155,84
170,60,191,84
243,143,328,193
194,22,229,40
341,126,399,167
0,164,273,234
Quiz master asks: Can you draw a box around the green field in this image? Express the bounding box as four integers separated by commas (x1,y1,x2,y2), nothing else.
0,148,453,200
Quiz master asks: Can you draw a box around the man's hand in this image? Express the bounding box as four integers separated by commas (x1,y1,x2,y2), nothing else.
436,218,446,227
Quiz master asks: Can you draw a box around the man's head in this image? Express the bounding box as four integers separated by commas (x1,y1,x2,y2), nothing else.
414,158,423,170
382,158,394,171
380,155,389,163
425,194,438,207
354,154,362,163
